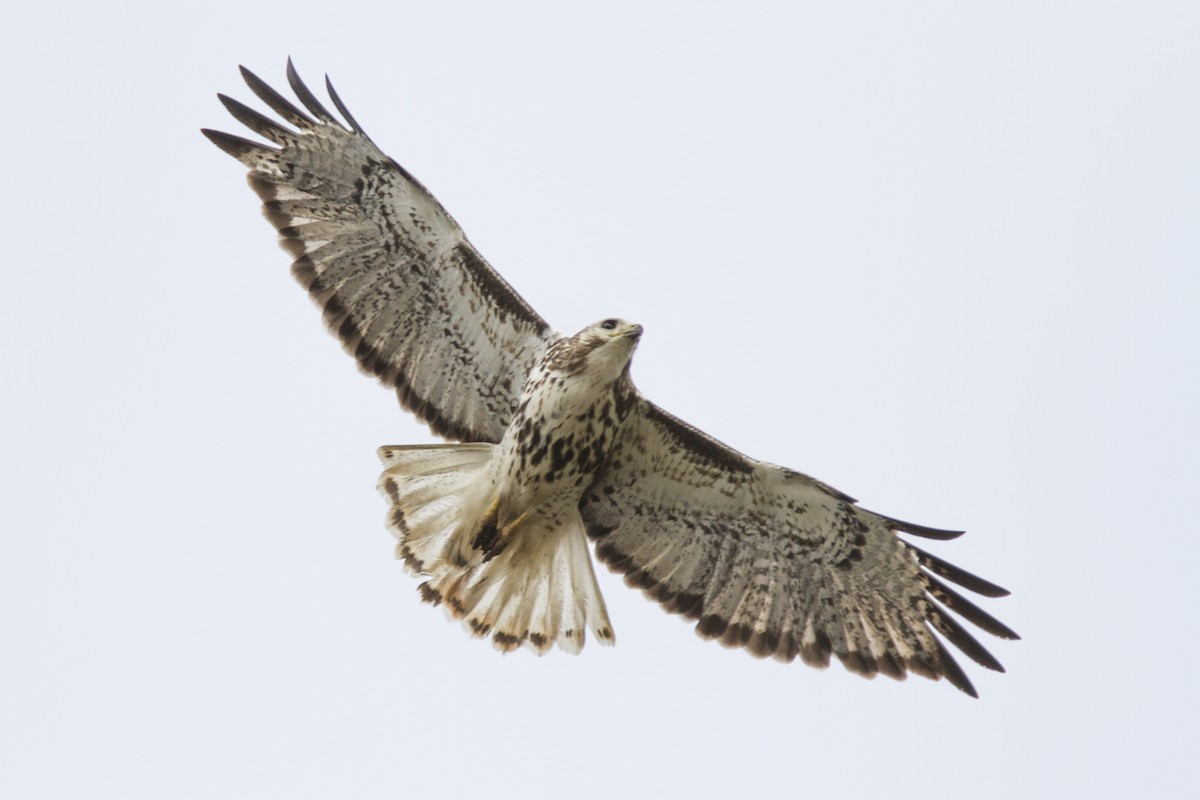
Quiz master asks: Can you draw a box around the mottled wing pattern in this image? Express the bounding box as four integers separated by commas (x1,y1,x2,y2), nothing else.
203,61,553,442
580,396,1018,697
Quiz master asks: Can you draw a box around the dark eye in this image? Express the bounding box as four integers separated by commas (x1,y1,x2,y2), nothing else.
600,319,618,330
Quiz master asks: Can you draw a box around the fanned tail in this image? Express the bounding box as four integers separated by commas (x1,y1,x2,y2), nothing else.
378,444,494,575
377,445,615,655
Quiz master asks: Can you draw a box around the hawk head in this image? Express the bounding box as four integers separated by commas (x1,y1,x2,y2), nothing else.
547,318,643,378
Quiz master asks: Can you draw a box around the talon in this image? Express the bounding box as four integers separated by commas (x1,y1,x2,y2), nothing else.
471,496,502,557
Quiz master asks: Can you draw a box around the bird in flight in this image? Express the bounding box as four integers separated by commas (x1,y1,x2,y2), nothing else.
204,60,1017,697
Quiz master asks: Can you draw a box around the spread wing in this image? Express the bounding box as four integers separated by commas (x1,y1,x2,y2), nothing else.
580,396,1018,697
203,60,554,443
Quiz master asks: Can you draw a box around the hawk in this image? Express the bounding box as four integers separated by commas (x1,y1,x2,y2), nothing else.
204,60,1017,697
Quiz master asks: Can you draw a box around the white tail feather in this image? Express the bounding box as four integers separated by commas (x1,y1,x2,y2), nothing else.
377,444,614,654
378,444,493,575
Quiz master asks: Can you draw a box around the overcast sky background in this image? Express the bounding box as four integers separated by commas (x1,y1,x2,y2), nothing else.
3,2,1197,797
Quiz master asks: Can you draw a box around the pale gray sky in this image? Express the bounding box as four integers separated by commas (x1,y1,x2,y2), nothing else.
3,2,1197,797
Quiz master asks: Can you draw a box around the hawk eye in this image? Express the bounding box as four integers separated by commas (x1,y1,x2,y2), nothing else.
600,319,618,330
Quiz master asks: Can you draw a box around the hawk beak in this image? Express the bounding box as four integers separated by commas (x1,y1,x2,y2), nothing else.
625,323,643,340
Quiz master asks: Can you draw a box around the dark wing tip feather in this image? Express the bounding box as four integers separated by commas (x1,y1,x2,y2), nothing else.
927,605,1005,674
932,637,979,698
201,128,269,161
325,73,370,140
907,543,1011,598
883,514,965,540
925,573,1020,641
239,64,317,128
286,57,341,126
217,94,295,145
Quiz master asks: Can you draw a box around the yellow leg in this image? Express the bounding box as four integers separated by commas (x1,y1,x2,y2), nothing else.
499,509,531,538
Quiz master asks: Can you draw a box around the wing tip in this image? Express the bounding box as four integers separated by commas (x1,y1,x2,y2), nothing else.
325,72,370,139
933,638,980,698
201,127,263,160
286,56,340,126
907,542,1013,599
890,516,966,540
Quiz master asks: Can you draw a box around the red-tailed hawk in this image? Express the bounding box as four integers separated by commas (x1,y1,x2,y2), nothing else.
204,60,1017,697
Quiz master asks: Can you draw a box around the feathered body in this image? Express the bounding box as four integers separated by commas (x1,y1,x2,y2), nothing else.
204,61,1019,697
379,321,642,652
